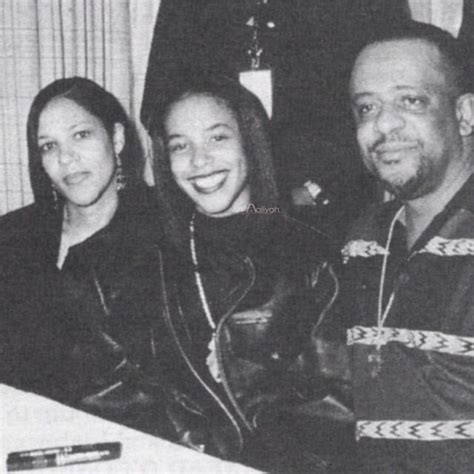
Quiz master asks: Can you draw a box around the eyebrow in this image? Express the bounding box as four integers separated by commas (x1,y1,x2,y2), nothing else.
351,85,433,103
37,121,93,140
206,122,233,131
350,92,373,104
167,122,234,141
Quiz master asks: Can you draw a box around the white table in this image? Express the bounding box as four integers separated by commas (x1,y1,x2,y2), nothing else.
0,384,262,473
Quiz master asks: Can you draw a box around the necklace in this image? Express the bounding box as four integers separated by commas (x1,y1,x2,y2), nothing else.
189,214,221,382
369,205,404,377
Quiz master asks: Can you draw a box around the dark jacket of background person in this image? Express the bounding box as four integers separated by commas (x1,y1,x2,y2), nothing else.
0,185,178,438
141,0,410,134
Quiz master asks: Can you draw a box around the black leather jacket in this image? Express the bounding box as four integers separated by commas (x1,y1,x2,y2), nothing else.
0,186,165,407
154,212,339,469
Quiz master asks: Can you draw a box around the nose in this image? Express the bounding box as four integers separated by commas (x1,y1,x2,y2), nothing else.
57,144,78,165
374,104,405,135
190,144,211,168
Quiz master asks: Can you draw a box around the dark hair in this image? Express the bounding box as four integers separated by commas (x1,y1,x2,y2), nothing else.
146,74,279,249
354,21,473,95
27,76,145,208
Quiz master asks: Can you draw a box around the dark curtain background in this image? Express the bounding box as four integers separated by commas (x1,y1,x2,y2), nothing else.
140,0,414,239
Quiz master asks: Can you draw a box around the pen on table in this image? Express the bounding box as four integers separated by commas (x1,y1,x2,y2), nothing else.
6,442,122,471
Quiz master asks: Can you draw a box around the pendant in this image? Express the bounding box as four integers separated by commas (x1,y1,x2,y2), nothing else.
206,334,221,383
368,349,383,378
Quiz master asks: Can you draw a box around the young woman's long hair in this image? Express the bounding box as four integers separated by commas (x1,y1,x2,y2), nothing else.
146,74,279,251
27,76,145,209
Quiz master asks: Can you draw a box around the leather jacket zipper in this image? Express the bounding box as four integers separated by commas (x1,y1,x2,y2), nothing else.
157,251,245,455
214,255,256,432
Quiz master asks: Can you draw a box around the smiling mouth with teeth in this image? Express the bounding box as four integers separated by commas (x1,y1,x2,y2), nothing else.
190,171,227,192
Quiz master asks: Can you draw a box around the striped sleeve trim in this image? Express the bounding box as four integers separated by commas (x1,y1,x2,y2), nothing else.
357,420,474,441
420,236,474,256
341,239,388,263
342,236,474,262
347,326,474,357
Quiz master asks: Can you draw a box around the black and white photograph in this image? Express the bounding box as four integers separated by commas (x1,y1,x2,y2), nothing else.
1,1,474,472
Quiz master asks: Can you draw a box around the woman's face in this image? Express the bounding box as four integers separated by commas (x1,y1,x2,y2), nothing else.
38,97,124,210
165,94,250,217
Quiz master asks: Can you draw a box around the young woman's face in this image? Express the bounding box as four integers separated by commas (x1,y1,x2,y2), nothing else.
38,97,124,210
165,94,251,217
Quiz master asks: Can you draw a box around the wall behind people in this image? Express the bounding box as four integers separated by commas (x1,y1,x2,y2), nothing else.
0,0,161,215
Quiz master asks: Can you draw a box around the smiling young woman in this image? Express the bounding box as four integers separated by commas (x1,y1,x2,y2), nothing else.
165,93,251,218
146,74,340,472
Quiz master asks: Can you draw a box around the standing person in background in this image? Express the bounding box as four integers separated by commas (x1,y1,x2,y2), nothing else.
145,74,345,472
0,77,172,438
340,21,474,472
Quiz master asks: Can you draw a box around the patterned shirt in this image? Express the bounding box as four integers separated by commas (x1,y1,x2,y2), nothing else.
340,174,474,473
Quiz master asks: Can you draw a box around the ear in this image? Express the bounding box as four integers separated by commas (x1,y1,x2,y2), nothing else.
112,123,125,155
456,93,474,136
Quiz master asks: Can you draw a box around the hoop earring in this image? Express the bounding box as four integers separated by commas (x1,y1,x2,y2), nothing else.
115,153,126,191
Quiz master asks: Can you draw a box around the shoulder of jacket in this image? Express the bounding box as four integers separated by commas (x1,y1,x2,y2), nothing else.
0,204,41,244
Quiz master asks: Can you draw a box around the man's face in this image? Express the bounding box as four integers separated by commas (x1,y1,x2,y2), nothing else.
350,39,463,200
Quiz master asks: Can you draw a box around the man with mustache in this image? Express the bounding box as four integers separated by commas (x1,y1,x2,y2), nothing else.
340,21,474,472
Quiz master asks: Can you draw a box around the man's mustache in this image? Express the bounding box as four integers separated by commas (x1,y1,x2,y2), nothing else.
368,135,415,154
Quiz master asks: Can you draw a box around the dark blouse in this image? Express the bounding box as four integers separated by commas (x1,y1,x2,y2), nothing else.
0,186,163,401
